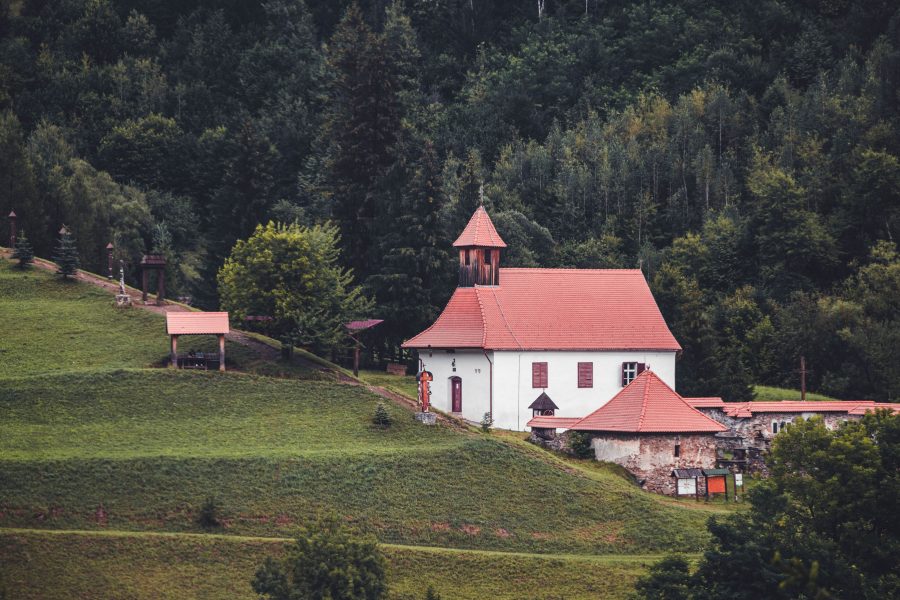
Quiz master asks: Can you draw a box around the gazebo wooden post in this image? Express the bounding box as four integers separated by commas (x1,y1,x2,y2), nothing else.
218,334,226,372
170,334,178,368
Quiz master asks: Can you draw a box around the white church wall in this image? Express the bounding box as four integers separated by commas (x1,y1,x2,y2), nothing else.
419,349,492,423
491,350,677,431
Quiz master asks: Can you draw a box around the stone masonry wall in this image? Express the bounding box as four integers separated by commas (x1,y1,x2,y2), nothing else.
588,432,719,495
697,409,859,475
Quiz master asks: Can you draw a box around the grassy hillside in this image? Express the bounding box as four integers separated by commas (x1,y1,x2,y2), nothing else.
0,369,711,554
0,261,716,597
0,263,325,379
0,529,658,600
753,385,836,401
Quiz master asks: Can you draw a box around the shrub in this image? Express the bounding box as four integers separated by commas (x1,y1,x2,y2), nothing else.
424,586,442,600
197,496,222,529
252,516,387,600
53,226,79,279
11,231,34,268
569,431,594,459
373,402,392,428
480,412,493,432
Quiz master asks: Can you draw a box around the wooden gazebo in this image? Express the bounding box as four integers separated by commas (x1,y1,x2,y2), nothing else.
165,312,230,371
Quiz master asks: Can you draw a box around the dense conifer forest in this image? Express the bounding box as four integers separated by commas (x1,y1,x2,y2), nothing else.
2,0,899,400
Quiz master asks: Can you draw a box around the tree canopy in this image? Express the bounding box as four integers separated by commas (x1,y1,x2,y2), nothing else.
1,0,900,391
635,411,900,599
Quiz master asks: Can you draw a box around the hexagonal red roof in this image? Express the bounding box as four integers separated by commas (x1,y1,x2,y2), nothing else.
453,206,507,248
571,370,727,433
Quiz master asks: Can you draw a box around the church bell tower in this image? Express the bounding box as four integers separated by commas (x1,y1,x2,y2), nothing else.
453,206,506,287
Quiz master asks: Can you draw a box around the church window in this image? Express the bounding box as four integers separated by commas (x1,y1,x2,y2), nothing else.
532,362,548,388
577,362,593,388
621,362,644,386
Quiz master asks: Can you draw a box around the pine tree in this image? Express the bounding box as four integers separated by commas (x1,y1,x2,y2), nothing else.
373,402,392,428
11,230,34,268
53,227,79,280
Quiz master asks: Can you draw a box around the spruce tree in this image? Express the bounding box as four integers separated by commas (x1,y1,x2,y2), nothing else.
315,3,403,278
53,227,80,280
11,230,34,268
373,402,392,428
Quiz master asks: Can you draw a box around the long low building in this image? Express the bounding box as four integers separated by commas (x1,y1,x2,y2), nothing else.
529,378,900,494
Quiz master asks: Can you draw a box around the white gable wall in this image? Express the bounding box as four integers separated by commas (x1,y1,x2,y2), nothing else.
419,350,493,421
491,350,676,431
419,349,676,431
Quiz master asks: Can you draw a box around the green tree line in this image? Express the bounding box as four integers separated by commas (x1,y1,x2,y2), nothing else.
1,0,899,399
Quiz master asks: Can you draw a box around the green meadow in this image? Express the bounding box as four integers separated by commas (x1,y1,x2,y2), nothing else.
0,262,716,597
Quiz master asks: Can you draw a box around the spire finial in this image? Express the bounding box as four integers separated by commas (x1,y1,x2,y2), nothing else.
479,183,484,206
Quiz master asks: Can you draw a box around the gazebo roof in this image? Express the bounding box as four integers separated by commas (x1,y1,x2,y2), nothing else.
528,392,559,411
166,312,230,335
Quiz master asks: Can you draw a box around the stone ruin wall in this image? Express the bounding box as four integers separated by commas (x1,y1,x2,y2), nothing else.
589,432,718,495
697,408,857,475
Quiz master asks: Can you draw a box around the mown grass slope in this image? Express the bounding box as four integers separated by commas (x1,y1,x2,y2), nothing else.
0,369,710,554
0,529,657,600
0,261,714,596
0,263,324,379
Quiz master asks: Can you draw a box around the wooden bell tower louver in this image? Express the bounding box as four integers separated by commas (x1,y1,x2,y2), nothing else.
453,206,506,287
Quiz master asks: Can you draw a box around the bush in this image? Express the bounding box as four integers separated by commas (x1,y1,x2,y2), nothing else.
480,412,493,432
373,402,392,428
11,231,34,268
252,516,387,600
569,431,594,459
197,496,222,529
424,586,442,600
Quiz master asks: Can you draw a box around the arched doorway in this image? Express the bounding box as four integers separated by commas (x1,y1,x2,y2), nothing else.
450,376,462,412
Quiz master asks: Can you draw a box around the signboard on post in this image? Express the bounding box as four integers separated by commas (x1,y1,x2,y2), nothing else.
677,477,697,496
734,473,743,487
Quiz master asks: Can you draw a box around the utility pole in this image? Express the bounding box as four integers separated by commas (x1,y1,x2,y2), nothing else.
796,356,809,401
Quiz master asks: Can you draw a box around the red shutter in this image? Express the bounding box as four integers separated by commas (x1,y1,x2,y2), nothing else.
532,362,548,388
578,362,593,388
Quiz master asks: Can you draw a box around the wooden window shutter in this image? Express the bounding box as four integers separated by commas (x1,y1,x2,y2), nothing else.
637,363,646,375
532,362,548,388
578,362,593,388
621,362,628,387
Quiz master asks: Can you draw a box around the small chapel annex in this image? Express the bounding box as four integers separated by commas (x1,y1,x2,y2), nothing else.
402,206,682,431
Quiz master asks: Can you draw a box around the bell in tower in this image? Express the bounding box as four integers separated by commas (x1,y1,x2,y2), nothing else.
453,206,506,287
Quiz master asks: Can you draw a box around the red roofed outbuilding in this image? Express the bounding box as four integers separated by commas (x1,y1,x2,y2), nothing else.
528,371,726,495
403,206,680,431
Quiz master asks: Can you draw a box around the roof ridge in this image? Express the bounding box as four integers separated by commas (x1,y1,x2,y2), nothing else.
482,287,523,350
649,370,728,429
473,287,489,348
637,372,651,431
499,267,644,273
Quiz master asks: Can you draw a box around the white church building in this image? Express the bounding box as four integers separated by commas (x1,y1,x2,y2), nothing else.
402,206,681,431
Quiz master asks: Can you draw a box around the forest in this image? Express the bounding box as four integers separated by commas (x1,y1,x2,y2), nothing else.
1,0,899,401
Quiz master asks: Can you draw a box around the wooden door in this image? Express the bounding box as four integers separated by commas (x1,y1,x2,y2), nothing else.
450,377,462,412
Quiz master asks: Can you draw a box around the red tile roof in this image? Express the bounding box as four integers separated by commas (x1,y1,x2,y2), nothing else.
166,312,230,335
684,397,725,409
526,416,581,429
402,269,681,351
718,400,900,418
453,206,507,248
571,370,727,433
344,319,384,332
